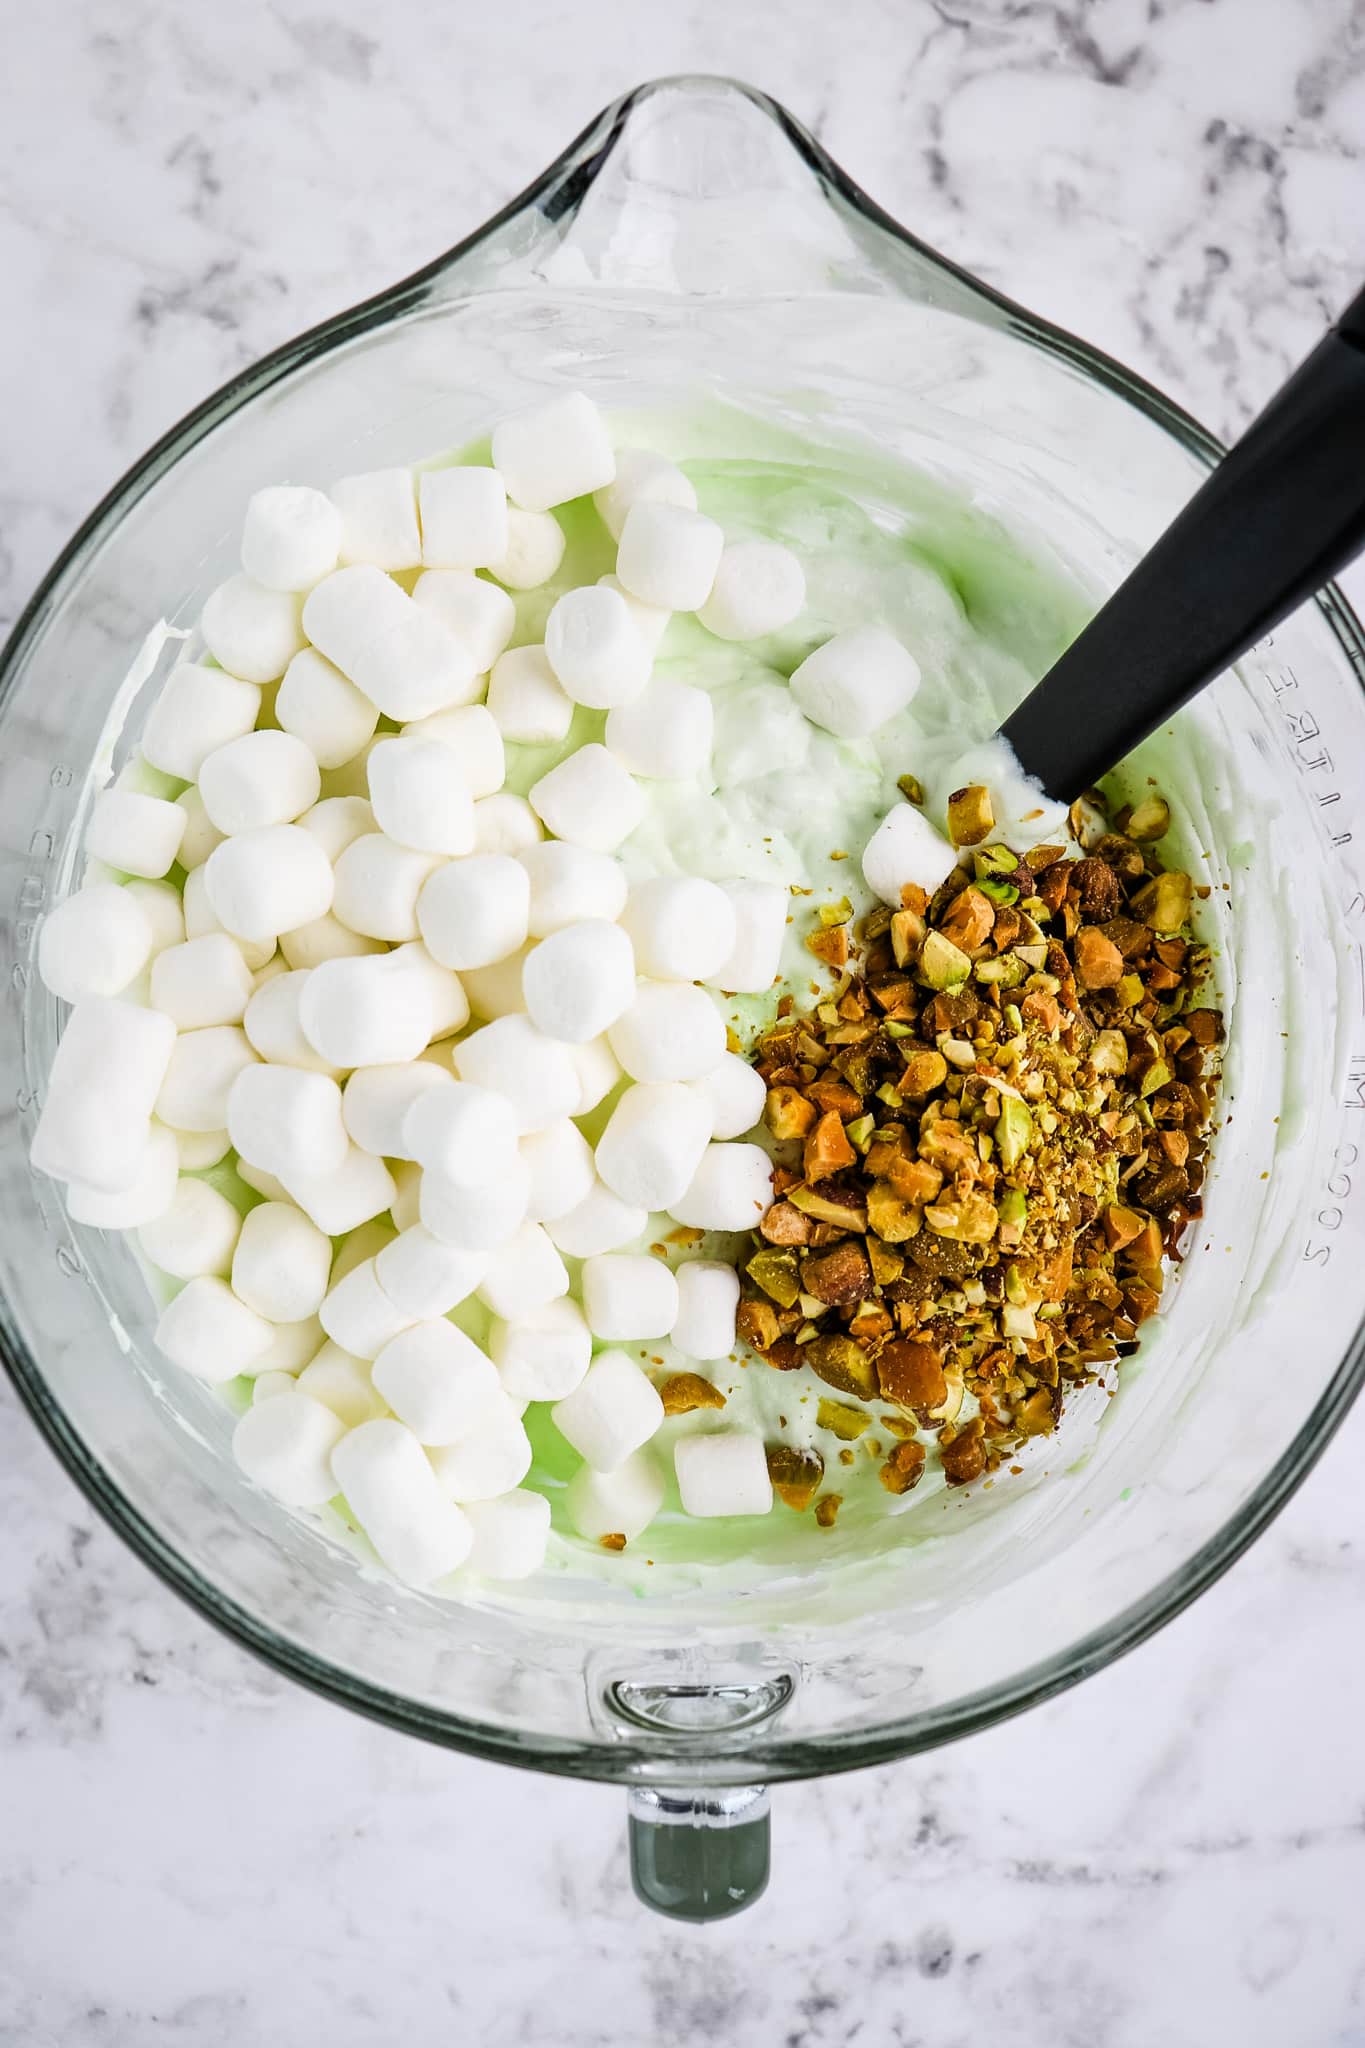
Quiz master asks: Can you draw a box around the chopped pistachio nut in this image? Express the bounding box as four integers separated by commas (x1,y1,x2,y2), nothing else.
919,930,972,990
817,1397,871,1440
947,783,995,846
1126,794,1171,842
660,1373,727,1415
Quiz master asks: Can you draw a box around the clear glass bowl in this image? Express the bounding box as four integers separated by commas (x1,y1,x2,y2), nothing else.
5,76,1365,1919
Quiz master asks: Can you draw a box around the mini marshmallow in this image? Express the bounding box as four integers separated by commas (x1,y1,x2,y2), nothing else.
279,914,384,970
140,661,262,780
427,1399,533,1503
419,1156,530,1252
518,842,627,938
389,1156,422,1231
486,644,574,745
227,1063,348,1179
528,746,644,854
318,736,384,803
298,796,376,862
374,1224,486,1318
366,737,476,857
298,952,434,1068
520,1118,596,1223
198,730,321,835
297,1345,389,1428
581,1253,679,1342
672,1260,740,1360
319,1256,417,1359
184,865,277,970
522,921,636,1044
565,1450,664,1543
400,702,505,798
245,970,341,1075
330,1213,395,1280
419,465,508,570
31,998,177,1192
690,1052,766,1140
331,1419,473,1585
674,1431,773,1517
668,1142,773,1232
175,787,225,870
343,1061,454,1159
616,501,724,612
303,565,480,720
138,1177,242,1279
371,1320,502,1445
233,1390,347,1505
123,880,186,956
455,936,531,1018
331,467,421,570
411,570,516,674
594,1081,712,1213
231,1200,333,1322
593,447,697,542
608,981,726,1084
620,876,736,983
711,880,787,993
546,1179,647,1258
276,648,379,770
543,585,651,710
150,933,254,1029
38,884,153,1003
490,1296,591,1401
204,825,335,946
236,1160,289,1203
861,801,960,907
281,1144,397,1236
462,1490,551,1580
201,573,305,684
485,508,566,591
172,1126,231,1170
491,391,614,512
389,941,469,1040
332,834,440,943
474,793,543,856
253,1370,300,1402
789,625,921,738
157,1026,258,1133
552,1350,665,1472
252,1313,327,1378
454,1014,580,1134
66,1120,178,1229
569,1035,623,1117
698,540,806,641
476,1220,569,1317
417,854,530,972
241,484,343,592
597,574,671,658
403,1079,520,1184
155,1275,274,1383
604,676,713,781
85,789,186,880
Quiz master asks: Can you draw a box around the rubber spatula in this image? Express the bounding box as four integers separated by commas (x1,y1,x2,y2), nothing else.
999,282,1365,803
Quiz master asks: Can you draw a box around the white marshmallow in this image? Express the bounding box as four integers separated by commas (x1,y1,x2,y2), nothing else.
174,786,225,870
569,1035,623,1117
546,1179,646,1258
553,1351,665,1472
388,941,469,1040
204,826,335,947
236,1160,289,1203
227,1063,348,1179
372,1320,502,1445
485,507,566,591
332,833,440,943
66,1121,179,1229
456,932,530,1018
566,1450,664,1543
281,1144,397,1235
790,625,921,738
486,644,574,745
427,1399,533,1503
331,1419,472,1585
241,484,343,592
417,854,529,973
518,842,627,938
477,1220,569,1318
690,1052,766,1140
593,447,697,542
698,540,806,641
419,465,508,570
85,789,186,880
199,730,321,835
245,970,341,1075
141,661,262,780
157,1025,258,1133
279,914,384,970
520,1118,596,1223
668,1142,773,1232
343,1060,453,1159
38,884,153,1003
298,796,375,862
491,391,614,512
619,876,736,983
608,981,726,1084
31,998,176,1192
411,570,517,674
303,565,480,720
522,921,636,1045
594,1081,712,1213
297,1344,388,1428
183,865,276,970
672,1260,741,1360
155,1275,274,1383
543,585,651,710
581,1253,679,1342
123,880,186,956
318,736,384,802
420,1157,530,1252
172,1127,231,1170
400,702,505,798
403,1079,520,1183
528,745,644,854
276,648,379,770
490,1296,591,1401
711,880,787,993
374,1224,486,1318
473,793,543,856
366,737,476,857
616,501,724,612
596,573,671,658
233,1390,347,1505
201,574,306,684
319,1257,417,1359
253,1370,301,1402
298,952,433,1069
861,802,960,907
675,1432,773,1517
604,676,713,781
331,467,421,570
150,933,254,1029
454,1014,580,1134
389,1156,422,1231
462,1490,551,1580
138,1177,243,1279
251,1316,325,1379
231,1200,333,1322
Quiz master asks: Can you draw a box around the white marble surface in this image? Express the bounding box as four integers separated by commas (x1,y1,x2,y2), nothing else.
4,2,1365,2041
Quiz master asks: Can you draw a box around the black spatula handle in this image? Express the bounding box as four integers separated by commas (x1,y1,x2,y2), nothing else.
1001,283,1365,802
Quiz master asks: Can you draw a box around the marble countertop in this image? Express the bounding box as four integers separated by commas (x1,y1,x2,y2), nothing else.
4,3,1365,2042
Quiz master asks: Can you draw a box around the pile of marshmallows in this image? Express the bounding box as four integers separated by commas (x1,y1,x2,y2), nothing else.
31,391,950,1591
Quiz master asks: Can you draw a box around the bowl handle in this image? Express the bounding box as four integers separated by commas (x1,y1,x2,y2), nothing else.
627,1784,771,1921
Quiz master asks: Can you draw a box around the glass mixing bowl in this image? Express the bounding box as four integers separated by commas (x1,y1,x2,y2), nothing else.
5,77,1365,1920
